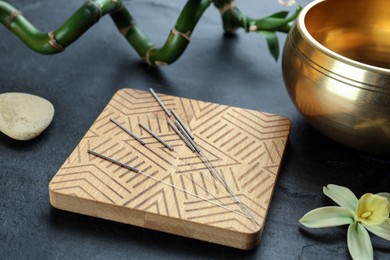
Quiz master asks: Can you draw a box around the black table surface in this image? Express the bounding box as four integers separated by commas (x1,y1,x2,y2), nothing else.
1,0,389,259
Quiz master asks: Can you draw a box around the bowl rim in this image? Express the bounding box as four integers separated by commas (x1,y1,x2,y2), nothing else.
297,0,390,75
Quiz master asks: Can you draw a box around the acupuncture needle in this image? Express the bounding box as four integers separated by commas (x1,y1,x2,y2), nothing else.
149,88,171,117
110,117,145,145
139,122,174,151
167,120,196,152
171,109,194,140
88,150,250,219
88,149,139,172
175,121,201,153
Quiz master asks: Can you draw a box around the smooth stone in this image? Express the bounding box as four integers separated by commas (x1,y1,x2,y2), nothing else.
0,93,54,141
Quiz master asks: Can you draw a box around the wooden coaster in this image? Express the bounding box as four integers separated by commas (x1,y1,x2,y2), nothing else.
49,88,290,250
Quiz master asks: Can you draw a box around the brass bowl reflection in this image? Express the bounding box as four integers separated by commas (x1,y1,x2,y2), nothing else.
282,0,390,155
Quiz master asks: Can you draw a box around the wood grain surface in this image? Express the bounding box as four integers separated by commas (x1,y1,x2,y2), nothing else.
49,88,291,250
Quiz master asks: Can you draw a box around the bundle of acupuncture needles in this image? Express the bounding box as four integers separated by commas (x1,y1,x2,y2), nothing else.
88,88,259,226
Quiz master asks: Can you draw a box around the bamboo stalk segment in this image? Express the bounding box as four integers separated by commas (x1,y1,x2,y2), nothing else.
0,0,300,63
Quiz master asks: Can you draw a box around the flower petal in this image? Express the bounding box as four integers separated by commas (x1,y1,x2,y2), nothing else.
300,206,354,228
364,218,390,241
355,193,389,226
347,222,373,260
376,192,390,205
323,184,358,210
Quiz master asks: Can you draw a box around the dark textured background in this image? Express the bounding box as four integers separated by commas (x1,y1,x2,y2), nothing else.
1,0,389,259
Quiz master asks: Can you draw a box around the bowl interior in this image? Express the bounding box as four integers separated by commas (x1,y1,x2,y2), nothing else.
304,0,390,69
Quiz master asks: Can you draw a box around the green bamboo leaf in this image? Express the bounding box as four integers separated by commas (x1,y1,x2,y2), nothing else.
323,184,358,211
256,6,301,31
364,218,390,241
377,192,390,204
347,222,373,260
300,206,354,228
257,17,289,30
266,11,289,19
259,30,279,61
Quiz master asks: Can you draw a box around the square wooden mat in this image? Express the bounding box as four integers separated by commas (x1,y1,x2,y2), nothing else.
49,88,291,250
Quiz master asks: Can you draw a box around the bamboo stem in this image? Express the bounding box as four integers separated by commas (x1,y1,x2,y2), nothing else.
0,0,121,54
0,0,299,64
110,0,212,66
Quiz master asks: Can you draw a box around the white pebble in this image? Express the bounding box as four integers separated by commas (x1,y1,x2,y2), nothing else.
0,93,54,140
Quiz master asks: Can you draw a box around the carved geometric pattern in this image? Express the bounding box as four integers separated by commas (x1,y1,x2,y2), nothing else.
49,88,290,250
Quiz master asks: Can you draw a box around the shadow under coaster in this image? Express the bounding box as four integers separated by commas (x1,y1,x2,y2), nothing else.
49,88,291,250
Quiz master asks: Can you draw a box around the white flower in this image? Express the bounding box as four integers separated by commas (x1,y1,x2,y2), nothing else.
300,184,390,260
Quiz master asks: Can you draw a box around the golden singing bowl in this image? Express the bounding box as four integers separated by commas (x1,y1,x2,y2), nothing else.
282,0,390,155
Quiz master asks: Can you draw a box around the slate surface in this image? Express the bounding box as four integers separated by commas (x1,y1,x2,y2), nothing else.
1,0,389,259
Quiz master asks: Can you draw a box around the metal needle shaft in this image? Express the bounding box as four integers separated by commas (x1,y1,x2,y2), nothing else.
171,110,194,140
175,121,201,153
139,122,174,151
167,120,196,152
149,88,171,117
88,149,140,173
88,150,250,220
110,117,145,145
